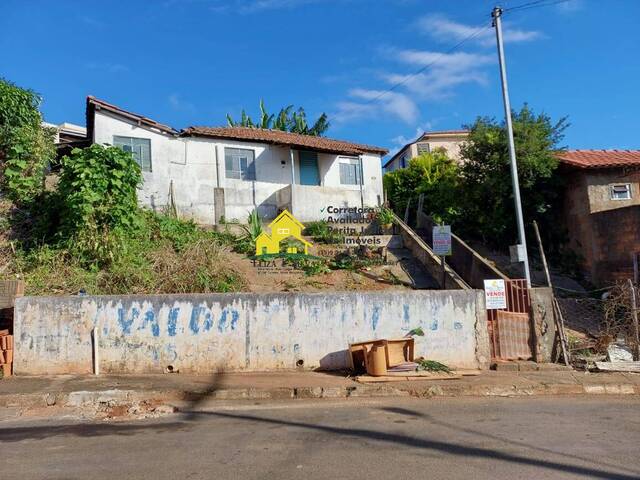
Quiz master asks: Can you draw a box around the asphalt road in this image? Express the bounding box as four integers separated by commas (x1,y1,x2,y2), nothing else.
1,396,639,480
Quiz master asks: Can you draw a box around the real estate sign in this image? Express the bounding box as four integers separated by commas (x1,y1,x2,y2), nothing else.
432,225,452,256
483,279,507,310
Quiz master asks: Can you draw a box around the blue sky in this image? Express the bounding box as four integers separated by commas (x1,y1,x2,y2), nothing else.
1,0,639,158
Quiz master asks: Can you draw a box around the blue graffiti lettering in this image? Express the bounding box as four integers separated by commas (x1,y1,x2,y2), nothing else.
218,309,228,332
168,307,180,336
117,307,139,335
139,311,160,337
403,305,410,327
454,322,463,330
372,306,381,330
189,306,203,334
430,319,438,331
203,311,213,331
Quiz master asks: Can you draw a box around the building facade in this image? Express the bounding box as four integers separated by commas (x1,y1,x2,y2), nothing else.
384,130,469,172
559,150,640,285
86,97,387,224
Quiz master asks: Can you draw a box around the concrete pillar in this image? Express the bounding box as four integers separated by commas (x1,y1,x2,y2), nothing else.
214,187,225,225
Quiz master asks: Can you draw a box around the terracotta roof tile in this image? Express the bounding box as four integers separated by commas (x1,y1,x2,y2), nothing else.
181,126,387,155
557,150,640,169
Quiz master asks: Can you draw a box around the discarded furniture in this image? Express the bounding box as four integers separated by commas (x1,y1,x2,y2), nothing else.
348,338,415,376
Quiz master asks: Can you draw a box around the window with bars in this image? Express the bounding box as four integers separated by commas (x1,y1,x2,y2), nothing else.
610,184,632,200
417,142,430,154
339,158,361,185
225,147,255,180
113,136,152,172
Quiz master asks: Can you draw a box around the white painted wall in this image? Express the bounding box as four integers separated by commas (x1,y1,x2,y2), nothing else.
14,291,489,374
94,112,384,224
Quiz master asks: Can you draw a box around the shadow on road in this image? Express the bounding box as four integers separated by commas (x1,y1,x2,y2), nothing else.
376,405,640,477
0,377,637,480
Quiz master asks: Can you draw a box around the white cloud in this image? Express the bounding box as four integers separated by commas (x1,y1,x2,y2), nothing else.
556,0,583,13
238,0,323,12
416,14,542,47
381,49,491,100
168,93,196,113
335,89,418,125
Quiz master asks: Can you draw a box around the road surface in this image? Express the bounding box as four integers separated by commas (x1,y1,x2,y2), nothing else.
1,396,639,479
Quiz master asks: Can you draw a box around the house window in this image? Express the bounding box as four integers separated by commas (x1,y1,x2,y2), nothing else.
225,147,255,180
417,142,430,154
339,158,362,185
113,136,152,172
277,228,290,235
610,184,632,200
400,153,408,168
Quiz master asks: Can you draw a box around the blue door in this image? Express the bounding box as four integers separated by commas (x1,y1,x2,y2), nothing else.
299,151,320,186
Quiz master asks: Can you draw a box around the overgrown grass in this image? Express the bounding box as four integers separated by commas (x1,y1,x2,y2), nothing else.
6,210,246,295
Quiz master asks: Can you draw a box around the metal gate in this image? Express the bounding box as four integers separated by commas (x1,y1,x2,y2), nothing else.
487,279,533,360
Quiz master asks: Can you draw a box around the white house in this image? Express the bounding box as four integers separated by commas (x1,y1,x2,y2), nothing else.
86,97,388,224
384,129,469,172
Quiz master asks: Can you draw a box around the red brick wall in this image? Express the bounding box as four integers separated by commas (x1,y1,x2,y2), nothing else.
591,205,640,284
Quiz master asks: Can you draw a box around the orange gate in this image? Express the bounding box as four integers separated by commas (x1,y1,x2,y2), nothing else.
486,279,533,360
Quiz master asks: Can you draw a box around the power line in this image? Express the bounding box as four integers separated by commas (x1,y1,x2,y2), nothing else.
334,21,492,119
505,0,574,13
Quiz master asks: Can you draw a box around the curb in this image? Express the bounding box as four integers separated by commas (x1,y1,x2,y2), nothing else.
1,382,639,413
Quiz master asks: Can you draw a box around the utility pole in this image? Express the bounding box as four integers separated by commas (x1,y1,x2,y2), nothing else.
492,6,532,288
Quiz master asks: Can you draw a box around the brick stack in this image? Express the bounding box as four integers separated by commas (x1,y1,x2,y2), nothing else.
0,329,12,377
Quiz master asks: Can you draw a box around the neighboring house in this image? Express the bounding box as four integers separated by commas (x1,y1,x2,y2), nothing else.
558,150,640,285
43,121,90,158
384,130,469,172
85,96,388,224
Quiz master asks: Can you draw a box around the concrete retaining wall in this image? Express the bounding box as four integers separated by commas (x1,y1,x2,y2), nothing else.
14,291,489,375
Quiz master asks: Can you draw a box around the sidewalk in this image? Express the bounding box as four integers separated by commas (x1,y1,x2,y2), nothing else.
1,369,640,417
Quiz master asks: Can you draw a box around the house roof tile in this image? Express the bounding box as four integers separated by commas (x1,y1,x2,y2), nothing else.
557,150,640,169
182,126,388,155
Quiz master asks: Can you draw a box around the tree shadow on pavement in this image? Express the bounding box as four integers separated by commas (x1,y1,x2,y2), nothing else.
181,409,638,480
376,405,640,477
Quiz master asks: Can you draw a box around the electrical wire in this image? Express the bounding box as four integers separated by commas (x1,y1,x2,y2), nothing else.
332,21,492,122
504,0,575,13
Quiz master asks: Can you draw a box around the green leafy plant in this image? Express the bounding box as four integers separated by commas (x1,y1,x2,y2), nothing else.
304,220,344,244
416,359,451,373
56,144,142,265
383,149,460,226
375,206,395,227
237,209,263,255
227,100,330,136
0,78,56,205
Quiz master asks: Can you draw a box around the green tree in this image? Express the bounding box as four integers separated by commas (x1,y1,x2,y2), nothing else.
384,149,460,225
56,144,142,264
227,99,330,136
0,78,55,204
457,104,568,246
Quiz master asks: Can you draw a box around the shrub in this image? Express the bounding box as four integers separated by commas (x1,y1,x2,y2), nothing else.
0,78,55,205
56,145,142,265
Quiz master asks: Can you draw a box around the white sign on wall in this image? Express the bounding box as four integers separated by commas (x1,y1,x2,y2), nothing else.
484,279,507,310
432,225,452,256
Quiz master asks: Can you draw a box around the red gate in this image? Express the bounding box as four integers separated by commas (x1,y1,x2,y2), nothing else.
487,279,533,360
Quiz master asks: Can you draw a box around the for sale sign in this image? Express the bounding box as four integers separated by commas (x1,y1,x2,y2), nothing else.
484,279,507,310
432,225,452,256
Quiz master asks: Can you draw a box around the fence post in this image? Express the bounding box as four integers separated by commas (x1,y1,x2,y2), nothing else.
627,279,640,361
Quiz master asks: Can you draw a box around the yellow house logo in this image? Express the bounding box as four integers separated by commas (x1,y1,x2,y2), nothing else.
255,210,312,256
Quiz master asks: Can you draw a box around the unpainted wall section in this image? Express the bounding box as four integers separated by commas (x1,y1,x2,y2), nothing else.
14,291,489,375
